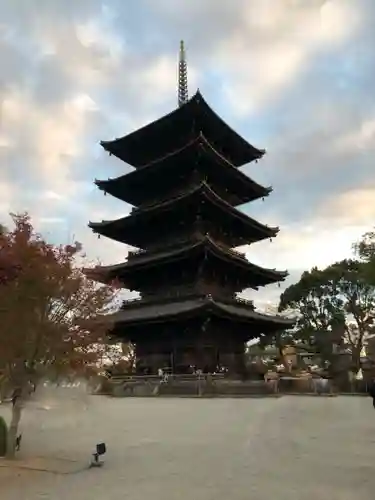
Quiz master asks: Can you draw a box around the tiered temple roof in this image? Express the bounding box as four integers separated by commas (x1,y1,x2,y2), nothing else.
89,182,279,248
100,91,265,168
86,236,287,292
105,295,294,346
95,134,271,207
87,53,294,374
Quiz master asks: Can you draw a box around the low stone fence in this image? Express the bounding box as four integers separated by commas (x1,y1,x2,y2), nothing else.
102,374,290,397
333,379,369,394
94,373,371,398
1,375,368,403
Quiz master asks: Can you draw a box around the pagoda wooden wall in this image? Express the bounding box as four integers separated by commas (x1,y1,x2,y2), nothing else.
133,317,248,375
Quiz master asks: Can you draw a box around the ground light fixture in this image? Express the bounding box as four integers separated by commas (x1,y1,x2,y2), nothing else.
90,442,106,468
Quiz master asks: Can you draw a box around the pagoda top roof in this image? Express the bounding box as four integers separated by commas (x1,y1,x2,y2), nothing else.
101,295,295,338
100,90,265,168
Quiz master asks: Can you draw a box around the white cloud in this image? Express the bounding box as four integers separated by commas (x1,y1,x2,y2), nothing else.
1,87,95,194
79,229,130,265
216,0,361,115
37,217,66,225
0,0,374,311
319,188,375,227
240,184,375,309
241,221,366,310
335,119,375,152
0,181,14,216
245,185,375,276
43,190,66,201
244,223,362,274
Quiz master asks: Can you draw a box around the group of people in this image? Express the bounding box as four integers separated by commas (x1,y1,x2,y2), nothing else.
158,368,169,383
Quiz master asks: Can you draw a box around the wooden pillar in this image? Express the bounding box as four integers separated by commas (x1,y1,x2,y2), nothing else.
219,339,246,378
171,340,176,374
234,351,247,380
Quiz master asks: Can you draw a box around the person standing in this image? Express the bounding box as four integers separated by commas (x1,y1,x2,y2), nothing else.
368,378,375,408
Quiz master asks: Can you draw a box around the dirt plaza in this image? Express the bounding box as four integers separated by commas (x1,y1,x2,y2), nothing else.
1,387,375,500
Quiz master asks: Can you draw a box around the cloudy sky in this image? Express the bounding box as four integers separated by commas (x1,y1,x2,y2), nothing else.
1,0,374,309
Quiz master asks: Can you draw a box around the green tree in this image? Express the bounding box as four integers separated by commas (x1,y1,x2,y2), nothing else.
354,229,375,283
251,305,296,372
278,259,375,374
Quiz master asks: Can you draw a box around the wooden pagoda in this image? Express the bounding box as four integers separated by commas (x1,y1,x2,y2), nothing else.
86,44,294,376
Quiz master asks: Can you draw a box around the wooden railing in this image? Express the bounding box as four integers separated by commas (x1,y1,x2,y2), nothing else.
110,373,226,382
127,237,247,260
129,182,240,213
228,296,255,308
127,236,192,258
120,293,254,309
130,186,192,213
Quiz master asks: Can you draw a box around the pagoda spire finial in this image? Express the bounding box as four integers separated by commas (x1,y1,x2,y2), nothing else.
178,40,188,107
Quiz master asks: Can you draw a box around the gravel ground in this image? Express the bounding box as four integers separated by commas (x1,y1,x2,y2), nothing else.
1,387,375,500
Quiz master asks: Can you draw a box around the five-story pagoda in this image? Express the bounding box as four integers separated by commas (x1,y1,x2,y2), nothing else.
86,42,294,375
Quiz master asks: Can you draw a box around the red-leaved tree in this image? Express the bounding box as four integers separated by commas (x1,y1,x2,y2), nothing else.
0,214,119,458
